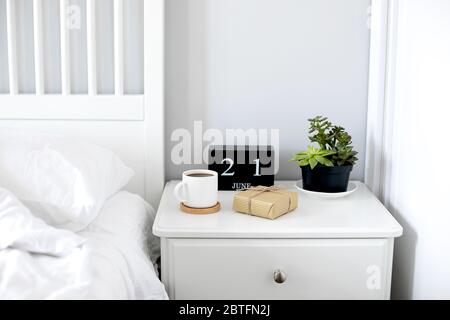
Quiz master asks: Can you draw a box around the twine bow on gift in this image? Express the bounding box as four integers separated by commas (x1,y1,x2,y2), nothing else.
240,185,293,216
243,185,283,192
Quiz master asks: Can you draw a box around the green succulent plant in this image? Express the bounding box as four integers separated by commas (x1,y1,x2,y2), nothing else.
290,146,335,169
290,116,358,169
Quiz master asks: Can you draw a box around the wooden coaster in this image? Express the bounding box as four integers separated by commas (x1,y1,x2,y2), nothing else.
180,202,221,215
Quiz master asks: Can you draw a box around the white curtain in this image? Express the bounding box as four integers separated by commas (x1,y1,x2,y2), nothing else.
377,0,450,299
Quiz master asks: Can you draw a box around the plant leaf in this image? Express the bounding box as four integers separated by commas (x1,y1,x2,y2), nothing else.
319,150,336,156
316,155,334,167
299,159,309,166
309,157,318,169
291,154,308,161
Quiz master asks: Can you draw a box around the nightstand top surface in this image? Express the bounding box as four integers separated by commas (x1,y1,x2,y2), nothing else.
153,181,403,239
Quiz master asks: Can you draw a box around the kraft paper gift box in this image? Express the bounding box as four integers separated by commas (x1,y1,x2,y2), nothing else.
232,186,298,220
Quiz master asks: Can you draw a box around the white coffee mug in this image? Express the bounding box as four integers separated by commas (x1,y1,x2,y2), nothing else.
174,169,218,208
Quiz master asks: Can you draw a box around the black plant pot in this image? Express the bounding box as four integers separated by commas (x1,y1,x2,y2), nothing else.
301,165,353,193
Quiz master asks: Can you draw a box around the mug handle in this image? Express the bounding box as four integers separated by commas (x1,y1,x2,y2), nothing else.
174,181,187,203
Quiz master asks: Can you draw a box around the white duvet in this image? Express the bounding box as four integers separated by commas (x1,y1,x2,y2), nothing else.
0,188,168,300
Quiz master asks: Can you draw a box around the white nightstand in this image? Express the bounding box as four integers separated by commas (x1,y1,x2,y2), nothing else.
153,181,402,300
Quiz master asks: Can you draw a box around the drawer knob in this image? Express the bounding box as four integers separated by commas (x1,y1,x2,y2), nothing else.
273,269,286,284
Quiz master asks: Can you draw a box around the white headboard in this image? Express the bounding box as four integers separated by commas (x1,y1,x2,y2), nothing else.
0,0,165,208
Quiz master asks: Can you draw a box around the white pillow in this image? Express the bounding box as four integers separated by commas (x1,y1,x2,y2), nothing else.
0,128,134,231
84,191,159,263
0,187,85,256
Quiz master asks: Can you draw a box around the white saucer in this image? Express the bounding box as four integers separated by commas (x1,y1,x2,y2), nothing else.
295,180,358,199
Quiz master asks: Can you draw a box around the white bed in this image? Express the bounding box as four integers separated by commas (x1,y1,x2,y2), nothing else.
0,0,166,300
0,191,168,300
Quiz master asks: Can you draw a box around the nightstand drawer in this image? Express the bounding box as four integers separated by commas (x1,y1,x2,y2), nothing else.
162,238,393,300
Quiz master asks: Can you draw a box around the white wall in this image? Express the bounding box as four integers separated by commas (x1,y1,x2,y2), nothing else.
0,0,370,179
387,0,450,300
166,0,371,179
2,0,372,181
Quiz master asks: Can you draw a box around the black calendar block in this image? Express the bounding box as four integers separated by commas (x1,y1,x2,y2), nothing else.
208,145,275,190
